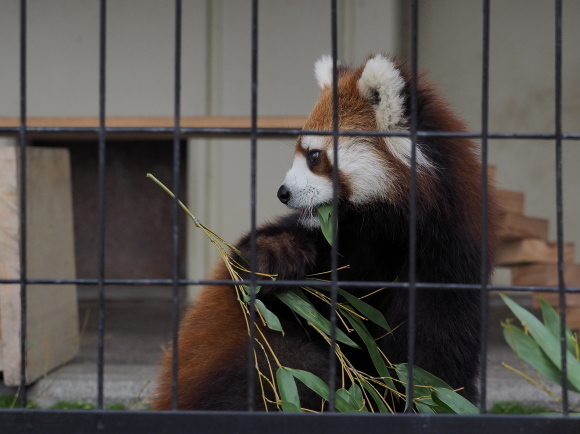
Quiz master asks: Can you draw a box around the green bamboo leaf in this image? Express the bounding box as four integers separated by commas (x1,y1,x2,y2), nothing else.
348,383,364,407
276,289,360,348
502,322,577,391
283,368,329,401
311,285,391,332
276,367,302,412
415,401,436,414
343,311,397,392
346,384,368,412
359,380,390,413
255,299,284,334
282,368,353,412
317,203,335,246
335,388,366,412
501,293,580,392
337,288,391,332
317,203,332,226
415,397,453,414
539,297,576,355
394,363,454,396
395,364,454,412
431,388,479,415
241,285,261,302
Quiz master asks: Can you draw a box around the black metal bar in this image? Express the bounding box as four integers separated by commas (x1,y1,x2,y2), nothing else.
1,126,579,141
554,0,568,416
326,0,340,413
246,0,259,412
170,0,182,411
478,0,491,414
405,0,419,413
1,277,580,293
18,0,27,408
1,1,578,427
96,0,108,413
96,0,107,415
2,410,580,434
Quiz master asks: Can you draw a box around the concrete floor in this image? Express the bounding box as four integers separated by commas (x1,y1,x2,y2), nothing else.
1,295,578,411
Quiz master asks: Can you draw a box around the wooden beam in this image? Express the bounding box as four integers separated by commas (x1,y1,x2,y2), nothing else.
496,189,525,215
497,239,575,266
499,213,549,241
0,116,307,129
0,116,309,139
511,263,580,287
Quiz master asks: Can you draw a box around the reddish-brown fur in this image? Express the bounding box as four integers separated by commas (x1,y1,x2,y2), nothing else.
152,264,247,410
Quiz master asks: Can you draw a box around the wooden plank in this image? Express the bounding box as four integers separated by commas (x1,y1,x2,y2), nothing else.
0,116,307,129
532,293,580,308
496,189,525,215
565,308,580,331
511,263,580,287
517,263,580,310
497,239,574,266
0,116,309,139
0,146,79,386
499,213,549,241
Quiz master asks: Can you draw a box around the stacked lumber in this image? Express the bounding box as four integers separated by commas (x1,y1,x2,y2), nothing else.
493,167,580,329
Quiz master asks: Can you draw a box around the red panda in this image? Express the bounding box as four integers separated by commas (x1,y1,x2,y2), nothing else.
152,54,500,411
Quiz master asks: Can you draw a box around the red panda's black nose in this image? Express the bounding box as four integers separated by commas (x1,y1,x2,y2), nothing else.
277,185,291,204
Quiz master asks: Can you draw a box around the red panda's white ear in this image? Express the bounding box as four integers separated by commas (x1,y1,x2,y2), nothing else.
314,55,337,90
357,55,406,131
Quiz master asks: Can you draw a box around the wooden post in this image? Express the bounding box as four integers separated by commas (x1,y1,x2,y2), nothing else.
0,145,79,386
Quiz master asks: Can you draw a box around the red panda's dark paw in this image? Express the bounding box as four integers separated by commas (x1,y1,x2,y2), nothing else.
234,230,317,295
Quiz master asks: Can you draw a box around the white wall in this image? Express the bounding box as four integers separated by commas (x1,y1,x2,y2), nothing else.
0,0,208,117
2,1,576,292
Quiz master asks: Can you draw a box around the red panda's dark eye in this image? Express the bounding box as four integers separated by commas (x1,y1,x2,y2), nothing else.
307,150,320,167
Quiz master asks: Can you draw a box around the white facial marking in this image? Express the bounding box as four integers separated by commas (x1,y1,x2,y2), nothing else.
281,135,332,227
386,137,434,171
328,139,392,204
282,154,333,223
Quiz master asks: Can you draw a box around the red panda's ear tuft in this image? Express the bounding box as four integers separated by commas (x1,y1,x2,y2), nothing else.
314,54,338,90
357,54,406,131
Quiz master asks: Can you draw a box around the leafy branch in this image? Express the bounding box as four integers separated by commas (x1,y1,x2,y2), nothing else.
501,293,580,411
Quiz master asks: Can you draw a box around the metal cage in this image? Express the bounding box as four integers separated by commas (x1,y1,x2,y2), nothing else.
0,0,579,432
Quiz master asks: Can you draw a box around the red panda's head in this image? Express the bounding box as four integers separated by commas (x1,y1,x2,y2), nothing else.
277,54,436,228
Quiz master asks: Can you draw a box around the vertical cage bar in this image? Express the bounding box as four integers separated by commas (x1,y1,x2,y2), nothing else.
478,0,491,414
245,0,259,411
18,0,28,408
405,0,419,413
554,0,568,416
170,0,183,410
96,0,107,412
327,0,340,413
